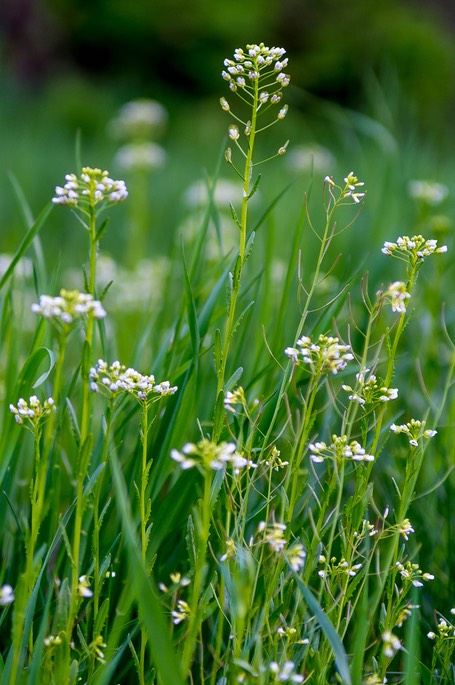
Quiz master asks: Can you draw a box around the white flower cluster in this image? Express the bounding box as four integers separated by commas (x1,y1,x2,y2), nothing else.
257,521,306,572
264,446,289,471
309,435,374,463
318,555,363,580
77,575,93,598
325,171,366,204
171,599,191,625
342,368,398,406
341,171,366,203
408,180,448,206
382,235,447,260
427,614,455,641
222,43,289,94
390,418,436,447
90,359,177,402
269,660,304,683
170,439,255,474
0,584,14,606
10,395,55,427
32,289,106,323
382,630,401,658
384,281,411,313
285,334,354,376
52,167,128,207
395,561,434,588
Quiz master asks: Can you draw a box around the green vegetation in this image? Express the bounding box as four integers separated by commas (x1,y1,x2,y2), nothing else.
0,40,455,684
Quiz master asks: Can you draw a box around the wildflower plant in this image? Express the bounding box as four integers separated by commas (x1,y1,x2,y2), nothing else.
1,42,454,685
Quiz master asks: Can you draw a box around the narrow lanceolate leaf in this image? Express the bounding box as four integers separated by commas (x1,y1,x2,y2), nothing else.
230,201,241,227
181,245,201,359
232,255,242,290
247,173,262,200
213,389,225,435
225,367,243,392
214,329,223,378
244,230,256,260
95,217,110,242
293,574,352,685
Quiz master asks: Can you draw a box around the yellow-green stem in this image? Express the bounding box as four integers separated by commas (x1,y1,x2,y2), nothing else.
213,78,260,441
181,471,212,674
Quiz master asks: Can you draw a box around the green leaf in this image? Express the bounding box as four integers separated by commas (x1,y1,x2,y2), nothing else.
15,347,56,398
181,245,201,359
95,217,110,242
225,367,243,392
214,329,223,378
247,173,262,200
186,515,197,572
94,598,110,638
230,202,241,227
0,202,53,292
293,574,352,684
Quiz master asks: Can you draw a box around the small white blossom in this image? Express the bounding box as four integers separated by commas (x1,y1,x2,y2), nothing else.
52,167,128,208
32,289,106,324
381,235,447,261
0,584,14,606
285,334,353,375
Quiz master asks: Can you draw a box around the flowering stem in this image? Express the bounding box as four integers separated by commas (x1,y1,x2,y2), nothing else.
213,78,259,442
285,375,319,522
92,399,114,619
260,196,339,457
139,401,151,685
181,470,212,675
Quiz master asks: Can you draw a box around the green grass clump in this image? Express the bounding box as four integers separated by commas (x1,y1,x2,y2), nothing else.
0,42,454,685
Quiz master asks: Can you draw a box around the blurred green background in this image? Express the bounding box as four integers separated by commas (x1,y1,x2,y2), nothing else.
1,0,454,271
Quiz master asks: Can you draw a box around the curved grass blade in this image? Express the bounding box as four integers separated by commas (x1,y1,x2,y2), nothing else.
293,573,352,685
0,202,53,292
109,448,186,685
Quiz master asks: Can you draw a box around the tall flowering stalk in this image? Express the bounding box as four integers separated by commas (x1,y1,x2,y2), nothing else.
261,173,366,467
90,359,177,684
51,168,127,676
214,43,290,440
9,396,55,684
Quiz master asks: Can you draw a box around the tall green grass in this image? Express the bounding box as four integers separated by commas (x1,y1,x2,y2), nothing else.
0,43,454,685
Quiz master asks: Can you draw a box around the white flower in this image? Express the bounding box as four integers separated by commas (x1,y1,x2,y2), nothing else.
0,584,14,606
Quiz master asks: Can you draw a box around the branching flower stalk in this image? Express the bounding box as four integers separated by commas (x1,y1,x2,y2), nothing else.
260,173,366,459
90,359,177,682
214,43,290,441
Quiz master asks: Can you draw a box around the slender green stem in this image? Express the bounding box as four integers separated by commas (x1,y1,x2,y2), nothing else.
213,78,260,441
139,402,150,685
181,471,212,674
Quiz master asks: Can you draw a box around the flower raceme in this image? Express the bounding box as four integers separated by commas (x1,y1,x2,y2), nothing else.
31,289,106,324
10,395,56,428
324,171,366,205
382,235,447,261
285,334,354,376
221,43,290,163
309,435,374,463
170,439,256,474
52,167,128,210
390,418,437,447
342,368,398,407
89,359,177,403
